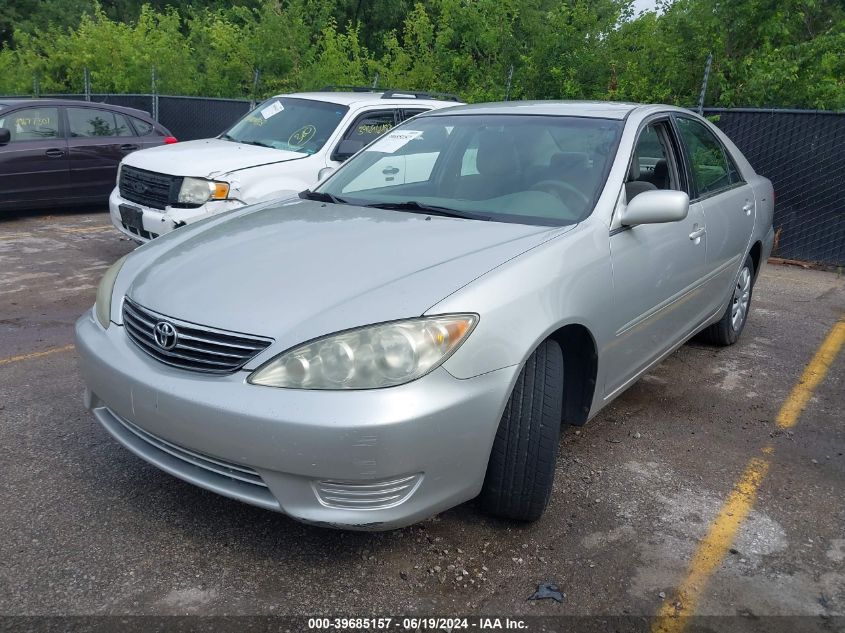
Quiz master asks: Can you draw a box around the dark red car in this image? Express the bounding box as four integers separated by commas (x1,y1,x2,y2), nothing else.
0,99,175,211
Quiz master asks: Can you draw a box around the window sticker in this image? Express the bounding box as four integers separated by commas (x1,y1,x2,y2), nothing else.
367,130,423,153
260,101,285,119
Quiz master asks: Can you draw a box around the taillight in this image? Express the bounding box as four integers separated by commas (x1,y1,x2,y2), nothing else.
163,136,178,144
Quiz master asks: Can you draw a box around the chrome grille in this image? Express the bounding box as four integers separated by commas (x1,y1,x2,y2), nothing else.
314,474,422,510
119,165,180,210
122,298,273,374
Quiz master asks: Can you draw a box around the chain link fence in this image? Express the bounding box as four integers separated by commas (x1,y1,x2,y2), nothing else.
2,92,843,266
704,108,845,267
5,93,253,141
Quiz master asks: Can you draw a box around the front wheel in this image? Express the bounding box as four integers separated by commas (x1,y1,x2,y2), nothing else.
478,339,564,522
700,254,755,346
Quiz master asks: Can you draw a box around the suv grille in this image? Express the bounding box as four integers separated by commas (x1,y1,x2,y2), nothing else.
122,298,273,374
119,165,180,210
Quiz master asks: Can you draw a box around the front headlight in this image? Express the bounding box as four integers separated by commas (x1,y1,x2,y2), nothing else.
248,314,478,390
177,177,229,205
94,255,128,328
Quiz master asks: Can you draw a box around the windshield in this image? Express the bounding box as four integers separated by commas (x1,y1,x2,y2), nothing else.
316,114,623,225
222,98,348,154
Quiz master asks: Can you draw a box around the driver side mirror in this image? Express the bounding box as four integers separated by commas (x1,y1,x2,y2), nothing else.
332,139,365,162
620,190,689,226
0,128,10,146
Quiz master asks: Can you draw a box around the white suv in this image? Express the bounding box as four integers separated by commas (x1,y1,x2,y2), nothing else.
109,89,460,242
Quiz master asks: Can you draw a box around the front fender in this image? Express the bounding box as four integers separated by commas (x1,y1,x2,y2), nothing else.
432,220,614,384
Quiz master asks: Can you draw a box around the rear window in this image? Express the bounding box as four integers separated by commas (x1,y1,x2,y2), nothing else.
68,107,133,138
130,117,155,136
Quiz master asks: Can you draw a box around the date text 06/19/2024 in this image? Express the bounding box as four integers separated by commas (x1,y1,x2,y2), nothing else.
307,617,529,631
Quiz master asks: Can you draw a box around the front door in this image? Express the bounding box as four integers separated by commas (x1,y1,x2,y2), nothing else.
605,119,710,397
0,106,69,210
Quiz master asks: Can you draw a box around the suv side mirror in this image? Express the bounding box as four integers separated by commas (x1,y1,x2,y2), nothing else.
620,189,689,226
332,139,365,162
0,128,10,146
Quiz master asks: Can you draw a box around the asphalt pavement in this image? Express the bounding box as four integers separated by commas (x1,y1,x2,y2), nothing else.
1,208,843,630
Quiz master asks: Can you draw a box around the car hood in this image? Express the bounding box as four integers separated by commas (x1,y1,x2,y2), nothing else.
121,138,307,178
123,199,569,353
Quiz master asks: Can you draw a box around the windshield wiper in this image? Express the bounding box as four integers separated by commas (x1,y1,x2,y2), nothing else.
362,201,490,221
240,139,273,148
219,133,234,141
299,189,348,205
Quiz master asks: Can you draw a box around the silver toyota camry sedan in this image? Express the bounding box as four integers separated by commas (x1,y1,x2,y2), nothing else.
76,101,774,530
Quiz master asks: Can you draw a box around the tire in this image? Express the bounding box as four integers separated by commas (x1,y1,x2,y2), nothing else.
700,254,755,346
479,339,564,522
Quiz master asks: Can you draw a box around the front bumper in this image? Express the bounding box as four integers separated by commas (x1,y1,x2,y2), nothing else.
108,188,245,243
75,312,517,530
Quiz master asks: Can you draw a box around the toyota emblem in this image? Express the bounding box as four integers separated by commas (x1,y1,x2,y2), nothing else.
153,321,178,350
132,181,147,194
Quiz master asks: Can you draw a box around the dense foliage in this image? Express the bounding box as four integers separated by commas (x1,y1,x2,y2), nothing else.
0,0,843,109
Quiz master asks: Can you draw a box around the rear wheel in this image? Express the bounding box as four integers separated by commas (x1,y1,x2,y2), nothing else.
479,339,564,522
700,254,755,346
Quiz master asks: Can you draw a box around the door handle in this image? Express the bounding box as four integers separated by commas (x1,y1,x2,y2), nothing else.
382,166,399,175
689,225,706,241
120,144,140,152
45,148,65,158
741,202,753,216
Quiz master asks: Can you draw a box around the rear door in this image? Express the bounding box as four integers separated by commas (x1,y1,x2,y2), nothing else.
0,105,69,210
327,109,400,176
674,116,755,313
66,106,140,200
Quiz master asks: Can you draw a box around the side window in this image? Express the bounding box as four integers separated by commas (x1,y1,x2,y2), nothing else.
400,108,429,122
625,122,677,201
343,110,397,145
130,117,155,136
675,117,732,197
0,107,59,141
68,108,132,138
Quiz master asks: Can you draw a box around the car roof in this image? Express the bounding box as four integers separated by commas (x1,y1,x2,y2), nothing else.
419,100,653,120
277,92,459,108
0,98,154,120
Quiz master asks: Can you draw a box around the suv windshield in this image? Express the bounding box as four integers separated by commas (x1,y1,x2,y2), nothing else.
316,114,623,225
222,98,349,154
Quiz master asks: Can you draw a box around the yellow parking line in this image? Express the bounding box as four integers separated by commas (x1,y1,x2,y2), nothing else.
652,454,770,632
58,225,113,234
0,344,75,366
652,316,845,633
0,225,111,240
777,319,845,428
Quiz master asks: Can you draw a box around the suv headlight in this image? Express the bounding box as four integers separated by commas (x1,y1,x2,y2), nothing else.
178,177,230,205
94,255,128,328
248,315,478,390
